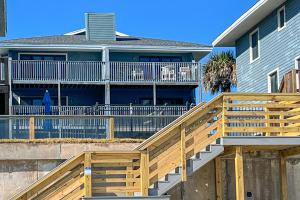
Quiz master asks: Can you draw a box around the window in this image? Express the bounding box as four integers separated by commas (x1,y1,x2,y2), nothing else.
249,29,260,63
295,56,300,69
277,6,286,31
19,54,67,61
268,69,279,93
139,56,182,62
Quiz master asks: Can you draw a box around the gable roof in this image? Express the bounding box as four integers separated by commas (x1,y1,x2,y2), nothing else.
213,0,286,47
0,35,210,49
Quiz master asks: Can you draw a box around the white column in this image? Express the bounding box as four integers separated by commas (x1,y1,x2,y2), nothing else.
8,57,12,115
153,84,157,106
102,48,110,105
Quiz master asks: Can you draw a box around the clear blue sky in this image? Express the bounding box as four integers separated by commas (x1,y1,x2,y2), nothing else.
4,0,257,102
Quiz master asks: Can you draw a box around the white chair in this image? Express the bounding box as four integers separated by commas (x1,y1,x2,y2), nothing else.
179,67,191,81
132,69,144,80
161,65,176,81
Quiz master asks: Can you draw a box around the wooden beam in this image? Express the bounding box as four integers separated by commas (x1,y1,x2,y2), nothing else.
108,117,115,139
235,146,245,200
280,152,288,200
215,157,222,200
180,123,187,182
84,153,92,197
29,117,35,140
140,150,149,196
281,146,300,158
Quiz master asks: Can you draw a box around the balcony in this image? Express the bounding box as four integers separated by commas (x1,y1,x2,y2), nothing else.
11,105,190,116
11,60,200,84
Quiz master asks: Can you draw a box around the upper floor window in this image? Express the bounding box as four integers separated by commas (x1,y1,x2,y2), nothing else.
268,69,279,93
139,56,182,62
19,54,67,61
277,6,286,31
249,28,260,63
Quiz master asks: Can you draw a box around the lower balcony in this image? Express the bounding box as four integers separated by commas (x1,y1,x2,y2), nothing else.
11,105,191,116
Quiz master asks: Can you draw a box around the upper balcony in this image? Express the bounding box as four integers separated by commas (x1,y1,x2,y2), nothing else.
10,60,200,85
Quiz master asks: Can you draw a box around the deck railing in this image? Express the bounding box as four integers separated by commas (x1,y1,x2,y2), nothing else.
11,105,190,116
11,60,199,83
0,61,5,81
0,115,177,139
10,93,300,200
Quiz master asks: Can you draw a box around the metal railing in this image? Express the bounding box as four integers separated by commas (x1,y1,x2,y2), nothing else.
11,60,199,83
11,105,190,116
0,115,178,140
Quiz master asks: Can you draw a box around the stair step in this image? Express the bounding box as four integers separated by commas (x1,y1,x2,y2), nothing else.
287,123,300,127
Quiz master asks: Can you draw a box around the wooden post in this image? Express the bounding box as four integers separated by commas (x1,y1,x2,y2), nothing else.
29,117,35,140
215,157,222,200
265,107,270,136
180,123,187,182
235,146,245,200
109,117,115,139
84,152,92,197
126,163,134,196
280,114,284,136
140,150,149,196
222,99,226,137
280,153,288,200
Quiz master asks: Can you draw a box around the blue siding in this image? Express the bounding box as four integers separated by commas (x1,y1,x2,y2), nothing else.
9,51,102,61
236,0,300,92
109,52,194,62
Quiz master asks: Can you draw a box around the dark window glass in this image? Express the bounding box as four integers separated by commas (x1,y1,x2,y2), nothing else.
139,56,182,62
298,59,300,68
19,54,66,61
279,9,285,28
251,31,259,60
270,72,278,93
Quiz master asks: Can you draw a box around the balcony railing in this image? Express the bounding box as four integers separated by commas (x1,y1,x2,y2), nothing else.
0,115,178,139
11,105,190,116
11,60,199,83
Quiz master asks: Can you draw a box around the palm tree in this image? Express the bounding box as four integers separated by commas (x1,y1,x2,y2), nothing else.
202,51,237,94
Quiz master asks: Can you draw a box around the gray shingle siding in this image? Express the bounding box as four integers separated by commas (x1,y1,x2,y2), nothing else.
236,0,300,92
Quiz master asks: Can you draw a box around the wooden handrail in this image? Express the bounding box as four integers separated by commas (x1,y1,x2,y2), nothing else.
10,93,300,199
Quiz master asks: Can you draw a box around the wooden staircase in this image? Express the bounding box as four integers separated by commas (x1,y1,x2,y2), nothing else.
10,93,300,200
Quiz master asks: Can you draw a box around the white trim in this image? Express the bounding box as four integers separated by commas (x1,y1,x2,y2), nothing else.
249,28,260,63
295,55,300,69
64,28,129,37
1,44,212,53
267,68,279,93
277,5,286,31
212,0,286,46
18,52,68,61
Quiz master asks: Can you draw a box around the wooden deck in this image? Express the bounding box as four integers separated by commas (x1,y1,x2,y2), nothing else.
10,93,300,200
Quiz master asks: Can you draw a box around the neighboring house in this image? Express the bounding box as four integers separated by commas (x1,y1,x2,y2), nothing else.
0,0,6,37
0,13,211,138
213,0,300,93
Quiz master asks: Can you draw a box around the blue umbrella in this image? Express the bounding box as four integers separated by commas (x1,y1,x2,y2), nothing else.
42,90,51,115
42,90,52,136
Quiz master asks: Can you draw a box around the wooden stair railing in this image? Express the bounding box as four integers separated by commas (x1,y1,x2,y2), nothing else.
280,69,300,93
10,93,300,200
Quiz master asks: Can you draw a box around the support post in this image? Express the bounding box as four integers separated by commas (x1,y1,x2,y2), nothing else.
108,117,115,139
8,57,12,115
153,83,156,106
221,99,226,137
180,123,187,182
84,152,92,197
235,146,245,200
126,163,134,196
215,157,222,200
29,117,35,140
140,150,149,196
280,152,288,200
58,83,61,114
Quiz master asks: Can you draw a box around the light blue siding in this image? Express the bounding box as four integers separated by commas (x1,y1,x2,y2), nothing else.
109,52,194,62
236,0,300,92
